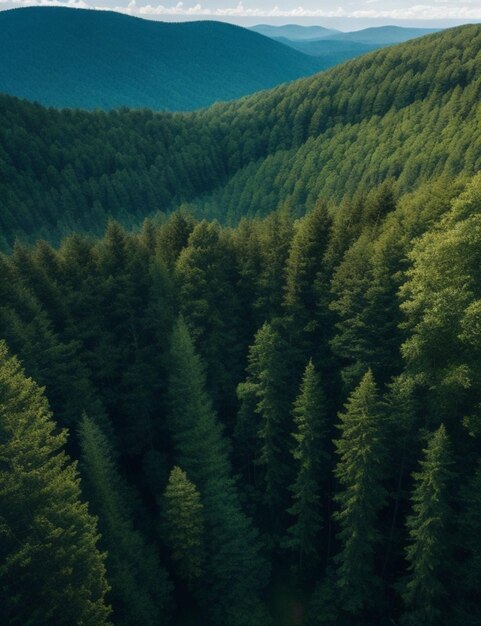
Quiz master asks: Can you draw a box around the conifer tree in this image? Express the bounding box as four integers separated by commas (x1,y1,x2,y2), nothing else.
284,201,332,366
79,414,172,626
286,360,329,568
175,220,241,417
0,341,111,625
400,424,453,626
237,322,292,522
168,318,268,625
163,466,205,583
333,370,386,614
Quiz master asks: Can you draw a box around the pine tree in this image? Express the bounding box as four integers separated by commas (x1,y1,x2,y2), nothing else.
283,201,332,366
163,466,205,582
285,360,329,568
175,220,242,418
79,414,172,626
237,322,292,524
167,318,268,625
333,370,386,614
400,424,454,626
0,341,111,625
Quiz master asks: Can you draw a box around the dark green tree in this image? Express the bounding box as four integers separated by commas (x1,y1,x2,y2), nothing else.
285,360,330,568
79,414,172,626
400,424,454,626
237,322,292,527
168,318,269,625
0,341,111,625
162,466,205,583
333,370,386,615
283,201,332,367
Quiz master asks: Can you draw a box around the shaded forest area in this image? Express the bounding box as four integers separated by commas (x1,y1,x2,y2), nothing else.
2,172,481,624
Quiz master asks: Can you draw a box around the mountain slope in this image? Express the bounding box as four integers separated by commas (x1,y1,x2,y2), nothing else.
0,7,325,111
330,25,440,44
250,24,339,40
273,36,381,61
1,24,481,245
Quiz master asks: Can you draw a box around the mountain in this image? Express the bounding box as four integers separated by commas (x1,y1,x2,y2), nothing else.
329,25,440,44
273,36,381,61
250,23,340,40
252,24,441,66
1,24,480,246
0,7,325,112
252,23,440,45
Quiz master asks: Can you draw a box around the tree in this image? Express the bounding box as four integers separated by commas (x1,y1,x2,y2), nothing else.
162,466,205,583
237,322,292,529
333,370,386,615
283,201,333,370
400,424,454,626
167,318,268,625
285,360,330,569
0,341,111,625
175,220,242,418
79,414,172,626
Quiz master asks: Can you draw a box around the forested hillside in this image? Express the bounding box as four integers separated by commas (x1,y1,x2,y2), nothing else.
2,173,481,624
1,24,481,247
2,20,481,626
0,8,325,111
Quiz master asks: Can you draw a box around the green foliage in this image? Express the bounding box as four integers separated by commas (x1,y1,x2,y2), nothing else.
238,322,292,528
333,370,386,614
400,425,454,626
285,360,330,567
162,466,205,582
79,414,172,626
0,342,111,625
167,317,268,624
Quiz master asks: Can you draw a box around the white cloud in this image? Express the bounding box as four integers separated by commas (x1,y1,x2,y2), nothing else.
3,0,481,19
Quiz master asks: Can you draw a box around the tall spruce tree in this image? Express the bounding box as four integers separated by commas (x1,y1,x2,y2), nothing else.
0,341,111,625
237,322,292,530
285,360,330,569
167,318,269,625
400,424,454,626
333,370,386,615
283,201,333,370
162,466,205,583
79,414,172,626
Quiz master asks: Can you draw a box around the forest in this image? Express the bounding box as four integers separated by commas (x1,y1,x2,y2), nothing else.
2,19,481,626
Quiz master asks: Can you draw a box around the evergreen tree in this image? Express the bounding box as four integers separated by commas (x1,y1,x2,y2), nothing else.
0,341,111,625
237,322,292,528
333,370,386,615
79,414,172,626
168,318,268,625
400,424,454,626
162,466,205,583
285,360,330,568
283,201,332,367
175,220,242,418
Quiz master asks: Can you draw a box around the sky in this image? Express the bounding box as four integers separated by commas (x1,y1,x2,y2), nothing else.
2,0,481,29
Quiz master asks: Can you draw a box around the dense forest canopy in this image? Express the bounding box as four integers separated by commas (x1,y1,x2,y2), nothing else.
2,23,481,248
2,20,481,626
